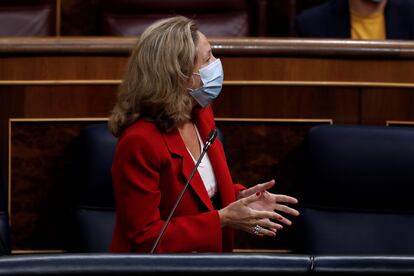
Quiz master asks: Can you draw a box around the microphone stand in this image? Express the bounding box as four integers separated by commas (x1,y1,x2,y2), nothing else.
150,128,217,254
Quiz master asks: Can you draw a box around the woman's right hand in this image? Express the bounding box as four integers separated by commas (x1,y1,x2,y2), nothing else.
218,192,284,237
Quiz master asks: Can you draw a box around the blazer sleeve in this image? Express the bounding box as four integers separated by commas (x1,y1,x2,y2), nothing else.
233,183,246,198
112,133,223,253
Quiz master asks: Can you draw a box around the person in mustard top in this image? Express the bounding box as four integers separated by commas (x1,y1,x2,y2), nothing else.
295,0,414,40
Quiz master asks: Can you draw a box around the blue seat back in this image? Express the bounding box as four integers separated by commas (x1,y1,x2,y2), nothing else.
72,123,117,252
299,124,414,254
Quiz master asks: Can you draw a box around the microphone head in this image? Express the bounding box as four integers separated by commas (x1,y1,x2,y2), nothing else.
207,128,218,144
202,128,218,152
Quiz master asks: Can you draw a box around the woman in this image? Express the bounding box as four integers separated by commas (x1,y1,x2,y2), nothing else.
108,16,299,253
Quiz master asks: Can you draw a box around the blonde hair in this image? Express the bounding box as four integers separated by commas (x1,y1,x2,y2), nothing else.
108,16,199,136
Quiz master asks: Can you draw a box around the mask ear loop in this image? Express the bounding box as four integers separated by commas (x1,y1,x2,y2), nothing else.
187,73,199,92
189,72,202,91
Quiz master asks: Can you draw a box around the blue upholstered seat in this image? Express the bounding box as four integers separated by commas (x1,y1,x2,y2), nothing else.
71,123,117,252
298,124,414,254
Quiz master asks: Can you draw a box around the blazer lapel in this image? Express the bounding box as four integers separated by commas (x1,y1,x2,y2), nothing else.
162,129,214,211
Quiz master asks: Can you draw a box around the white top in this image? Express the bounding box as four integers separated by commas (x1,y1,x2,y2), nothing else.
185,125,218,198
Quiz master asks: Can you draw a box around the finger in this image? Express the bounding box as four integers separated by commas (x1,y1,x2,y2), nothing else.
255,225,277,237
274,194,298,204
258,219,284,231
274,204,300,216
273,214,292,226
242,191,261,205
253,210,281,221
242,180,276,199
258,179,275,191
246,179,275,196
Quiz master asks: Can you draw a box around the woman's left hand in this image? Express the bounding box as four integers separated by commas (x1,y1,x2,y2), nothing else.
238,179,300,228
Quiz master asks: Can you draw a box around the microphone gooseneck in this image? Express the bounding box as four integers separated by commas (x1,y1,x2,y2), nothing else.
150,128,218,254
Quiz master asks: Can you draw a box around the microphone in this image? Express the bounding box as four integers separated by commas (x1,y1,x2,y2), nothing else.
150,128,218,253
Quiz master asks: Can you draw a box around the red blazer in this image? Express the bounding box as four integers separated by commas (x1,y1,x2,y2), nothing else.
111,106,245,253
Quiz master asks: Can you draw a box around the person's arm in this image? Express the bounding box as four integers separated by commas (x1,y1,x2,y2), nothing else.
234,183,246,199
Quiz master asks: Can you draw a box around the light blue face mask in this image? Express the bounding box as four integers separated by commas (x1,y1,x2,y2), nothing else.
189,58,224,107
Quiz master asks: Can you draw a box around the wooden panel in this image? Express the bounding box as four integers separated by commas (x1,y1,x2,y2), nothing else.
0,84,116,141
2,55,414,84
361,88,414,125
223,57,414,83
0,85,118,206
0,56,128,80
9,119,107,251
216,86,359,123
